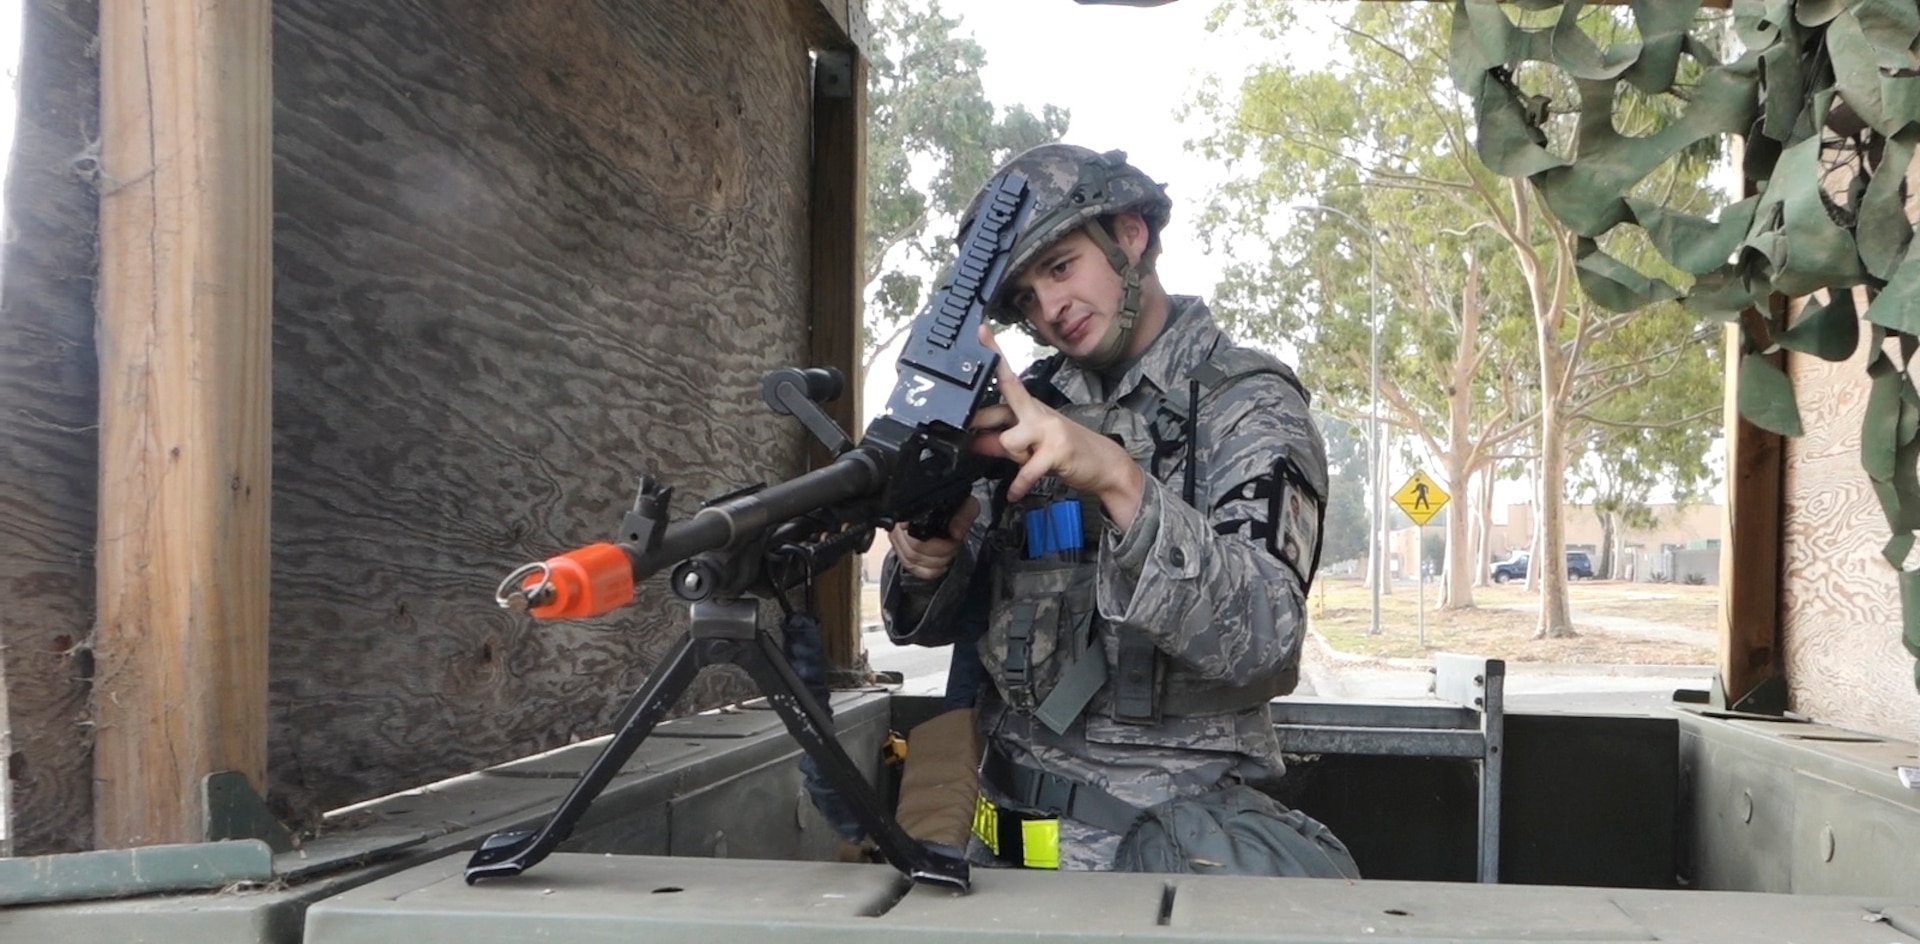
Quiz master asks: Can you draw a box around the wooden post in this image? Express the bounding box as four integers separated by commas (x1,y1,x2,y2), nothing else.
94,0,273,847
1714,146,1784,709
808,46,867,674
1716,315,1786,707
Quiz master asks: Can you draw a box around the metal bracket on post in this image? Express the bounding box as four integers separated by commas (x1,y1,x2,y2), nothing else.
1709,672,1790,717
814,49,853,99
204,770,295,853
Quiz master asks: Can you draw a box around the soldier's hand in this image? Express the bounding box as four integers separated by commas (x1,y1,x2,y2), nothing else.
969,325,1145,530
888,495,979,581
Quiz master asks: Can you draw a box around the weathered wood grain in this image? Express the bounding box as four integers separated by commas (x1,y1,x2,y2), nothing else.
267,0,819,817
0,0,102,855
789,0,870,52
92,0,274,849
1718,317,1784,705
1783,315,1920,739
809,50,867,674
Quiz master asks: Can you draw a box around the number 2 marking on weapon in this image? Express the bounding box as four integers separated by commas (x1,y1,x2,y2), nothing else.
905,374,935,407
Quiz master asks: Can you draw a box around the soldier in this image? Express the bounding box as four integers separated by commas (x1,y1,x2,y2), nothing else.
882,144,1355,876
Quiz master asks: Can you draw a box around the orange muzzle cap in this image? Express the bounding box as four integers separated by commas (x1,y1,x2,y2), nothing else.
528,542,636,619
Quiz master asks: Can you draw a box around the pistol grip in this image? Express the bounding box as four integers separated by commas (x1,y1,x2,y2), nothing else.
905,498,963,542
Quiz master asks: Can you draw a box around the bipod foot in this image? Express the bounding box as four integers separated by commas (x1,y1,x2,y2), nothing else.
904,846,971,891
463,632,702,885
464,828,540,882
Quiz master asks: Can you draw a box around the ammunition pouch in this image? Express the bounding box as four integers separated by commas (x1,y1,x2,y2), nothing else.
983,558,1099,720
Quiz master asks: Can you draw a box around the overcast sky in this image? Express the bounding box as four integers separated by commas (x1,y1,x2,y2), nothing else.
956,0,1348,299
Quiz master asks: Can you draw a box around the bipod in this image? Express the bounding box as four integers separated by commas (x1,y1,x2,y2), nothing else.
464,597,971,892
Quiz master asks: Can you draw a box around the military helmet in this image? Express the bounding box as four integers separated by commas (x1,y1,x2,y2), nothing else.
963,144,1172,325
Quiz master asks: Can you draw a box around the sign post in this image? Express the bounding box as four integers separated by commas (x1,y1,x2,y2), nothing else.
1392,471,1450,647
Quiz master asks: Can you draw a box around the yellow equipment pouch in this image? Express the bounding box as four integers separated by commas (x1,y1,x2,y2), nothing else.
971,793,1062,870
1019,818,1061,869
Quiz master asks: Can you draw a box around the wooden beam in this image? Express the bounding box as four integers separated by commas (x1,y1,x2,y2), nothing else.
796,0,869,53
1716,314,1786,705
1714,146,1783,708
808,47,868,675
94,0,273,847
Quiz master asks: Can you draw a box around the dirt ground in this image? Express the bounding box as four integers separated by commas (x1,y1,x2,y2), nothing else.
1309,577,1717,665
860,576,1718,667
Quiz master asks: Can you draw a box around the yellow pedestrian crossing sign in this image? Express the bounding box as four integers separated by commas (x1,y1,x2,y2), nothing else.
1393,471,1449,526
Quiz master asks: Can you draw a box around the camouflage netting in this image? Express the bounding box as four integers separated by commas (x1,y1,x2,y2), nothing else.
1449,0,1920,690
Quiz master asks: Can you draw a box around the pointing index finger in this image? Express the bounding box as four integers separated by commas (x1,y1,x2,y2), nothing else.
978,323,1034,412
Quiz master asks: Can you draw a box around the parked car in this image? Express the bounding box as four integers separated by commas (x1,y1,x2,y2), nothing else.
1490,550,1595,583
1567,551,1595,579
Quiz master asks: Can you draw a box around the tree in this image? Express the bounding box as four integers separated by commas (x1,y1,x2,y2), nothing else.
864,0,1069,371
1566,310,1722,578
1189,2,1724,635
1189,2,1541,611
1317,413,1371,566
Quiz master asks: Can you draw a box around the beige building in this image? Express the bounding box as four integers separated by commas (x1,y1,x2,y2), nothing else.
1387,501,1724,583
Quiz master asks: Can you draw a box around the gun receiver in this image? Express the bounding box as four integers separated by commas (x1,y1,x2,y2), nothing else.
499,171,1034,619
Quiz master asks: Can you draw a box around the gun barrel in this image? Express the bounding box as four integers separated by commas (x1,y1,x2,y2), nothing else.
506,447,886,620
632,446,884,576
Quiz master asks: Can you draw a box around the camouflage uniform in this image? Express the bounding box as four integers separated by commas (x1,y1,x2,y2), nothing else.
882,295,1328,869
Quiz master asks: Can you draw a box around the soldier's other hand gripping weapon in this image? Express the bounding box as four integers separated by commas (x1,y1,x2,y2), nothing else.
463,171,1035,893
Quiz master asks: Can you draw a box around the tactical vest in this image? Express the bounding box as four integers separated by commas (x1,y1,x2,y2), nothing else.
979,349,1307,735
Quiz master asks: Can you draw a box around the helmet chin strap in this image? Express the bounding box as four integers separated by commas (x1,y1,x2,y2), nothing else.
1077,221,1149,370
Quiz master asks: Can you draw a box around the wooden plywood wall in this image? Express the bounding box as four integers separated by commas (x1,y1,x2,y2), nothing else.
1,0,835,849
267,0,818,816
1783,319,1920,740
0,0,101,856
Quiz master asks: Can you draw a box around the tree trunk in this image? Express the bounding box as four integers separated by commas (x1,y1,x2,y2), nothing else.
1472,467,1491,588
1440,255,1482,610
1378,429,1395,598
1440,456,1480,610
1502,177,1576,637
1535,387,1577,637
1598,510,1617,579
1523,453,1542,595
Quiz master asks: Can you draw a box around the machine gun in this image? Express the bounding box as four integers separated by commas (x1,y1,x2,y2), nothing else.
463,171,1035,893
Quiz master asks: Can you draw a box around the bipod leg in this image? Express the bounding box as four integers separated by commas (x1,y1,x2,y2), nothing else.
729,607,970,891
465,630,703,883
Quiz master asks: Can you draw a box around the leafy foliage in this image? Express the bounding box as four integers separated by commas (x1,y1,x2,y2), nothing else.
1317,414,1372,565
1188,1,1723,627
1452,0,1920,689
865,0,1068,367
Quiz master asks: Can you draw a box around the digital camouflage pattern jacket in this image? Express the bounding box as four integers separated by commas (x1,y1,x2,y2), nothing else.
882,296,1328,867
